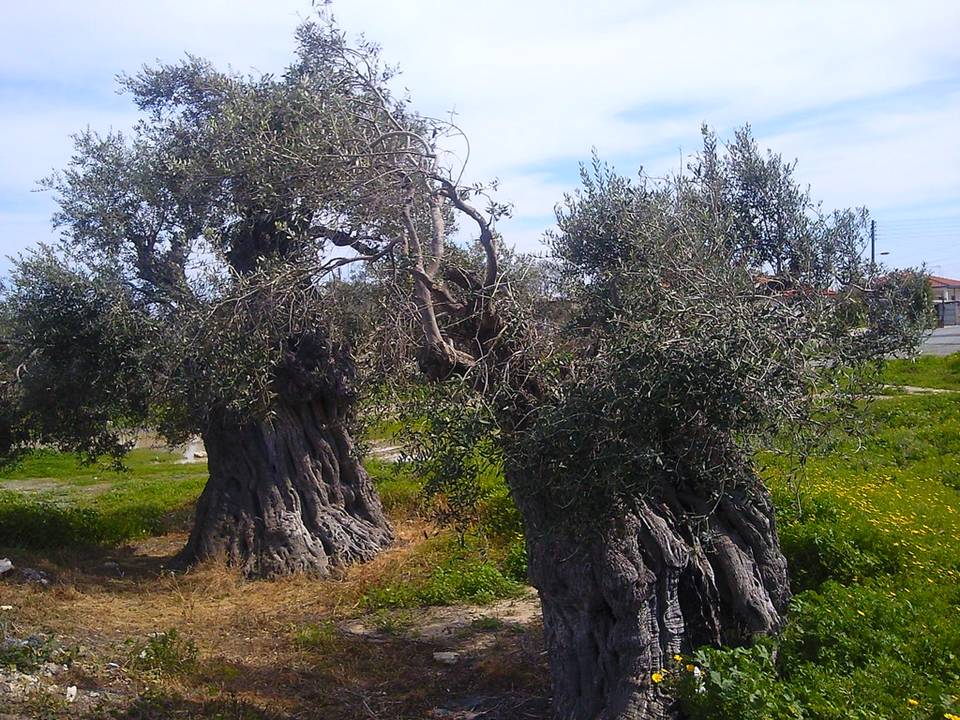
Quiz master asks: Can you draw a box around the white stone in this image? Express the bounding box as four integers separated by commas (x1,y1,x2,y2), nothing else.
66,685,78,702
432,651,460,665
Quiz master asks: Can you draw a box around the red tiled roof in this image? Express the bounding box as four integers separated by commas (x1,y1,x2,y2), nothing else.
929,275,960,287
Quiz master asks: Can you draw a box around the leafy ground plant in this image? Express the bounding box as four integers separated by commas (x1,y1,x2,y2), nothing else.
128,629,198,677
362,551,525,609
0,628,76,673
672,376,960,720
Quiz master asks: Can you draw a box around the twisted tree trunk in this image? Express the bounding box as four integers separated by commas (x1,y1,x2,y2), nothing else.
178,399,392,578
514,474,789,720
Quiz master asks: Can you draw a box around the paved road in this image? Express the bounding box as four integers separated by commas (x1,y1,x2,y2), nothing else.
921,326,960,356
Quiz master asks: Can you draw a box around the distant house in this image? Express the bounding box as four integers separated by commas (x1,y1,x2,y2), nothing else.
929,275,960,326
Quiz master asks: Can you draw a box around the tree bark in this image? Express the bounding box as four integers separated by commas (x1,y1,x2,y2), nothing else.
178,399,393,578
514,474,789,720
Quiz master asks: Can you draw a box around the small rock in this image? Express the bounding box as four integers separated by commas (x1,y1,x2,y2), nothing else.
102,560,122,576
0,605,13,611
432,651,460,665
21,635,45,651
66,685,78,702
344,622,374,637
0,558,12,577
193,450,207,459
21,568,49,586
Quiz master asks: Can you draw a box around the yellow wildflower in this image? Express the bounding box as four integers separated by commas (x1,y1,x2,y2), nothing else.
673,654,683,662
907,699,919,707
944,714,960,720
651,670,665,684
686,664,696,672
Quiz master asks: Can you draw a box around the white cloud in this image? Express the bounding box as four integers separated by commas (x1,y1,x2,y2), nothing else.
1,0,958,273
760,92,960,212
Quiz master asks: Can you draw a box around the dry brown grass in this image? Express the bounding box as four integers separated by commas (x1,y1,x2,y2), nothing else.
0,516,548,720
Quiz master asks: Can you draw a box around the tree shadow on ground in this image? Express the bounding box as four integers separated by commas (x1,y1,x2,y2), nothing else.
0,533,185,594
114,695,281,720
114,627,550,720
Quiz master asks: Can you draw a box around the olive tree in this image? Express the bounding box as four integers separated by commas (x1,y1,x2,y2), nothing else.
500,136,929,718
348,123,930,718
0,24,438,576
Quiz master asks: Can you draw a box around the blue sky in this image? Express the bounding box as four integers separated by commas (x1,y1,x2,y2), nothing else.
2,1,959,277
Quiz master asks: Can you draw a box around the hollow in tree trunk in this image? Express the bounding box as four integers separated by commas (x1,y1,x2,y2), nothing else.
514,474,790,720
178,399,393,578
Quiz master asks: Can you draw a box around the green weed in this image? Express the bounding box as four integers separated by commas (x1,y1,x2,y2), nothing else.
292,621,339,652
362,550,524,609
778,519,903,592
471,616,505,631
0,629,76,672
365,458,423,516
371,609,415,636
128,629,198,677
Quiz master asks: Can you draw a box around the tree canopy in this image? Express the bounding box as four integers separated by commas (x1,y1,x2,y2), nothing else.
0,20,437,459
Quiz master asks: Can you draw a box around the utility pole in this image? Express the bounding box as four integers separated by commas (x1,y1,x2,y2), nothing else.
870,219,876,268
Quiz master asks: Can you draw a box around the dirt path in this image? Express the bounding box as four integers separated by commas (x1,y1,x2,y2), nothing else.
368,439,405,463
343,589,541,654
883,384,958,394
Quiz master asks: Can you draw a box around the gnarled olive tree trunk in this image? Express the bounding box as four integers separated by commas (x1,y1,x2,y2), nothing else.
513,474,790,720
178,399,393,578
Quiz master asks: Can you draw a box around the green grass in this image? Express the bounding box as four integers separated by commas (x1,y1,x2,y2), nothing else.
364,417,405,442
0,450,427,550
0,449,207,548
364,457,423,516
361,532,526,609
292,620,339,652
882,352,960,390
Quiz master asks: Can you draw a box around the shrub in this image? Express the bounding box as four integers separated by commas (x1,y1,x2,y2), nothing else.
502,533,528,582
128,629,198,676
0,630,76,673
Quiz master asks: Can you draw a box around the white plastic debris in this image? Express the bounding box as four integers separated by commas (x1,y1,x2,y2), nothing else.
0,558,13,576
66,685,78,702
0,605,13,611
